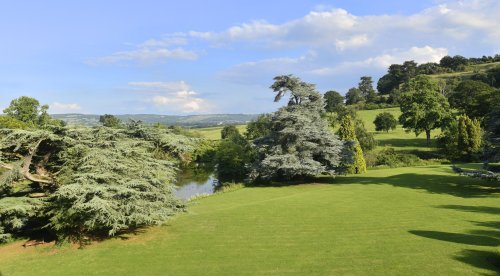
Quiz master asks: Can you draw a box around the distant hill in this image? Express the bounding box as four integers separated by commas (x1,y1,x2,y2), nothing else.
429,61,500,81
52,113,259,128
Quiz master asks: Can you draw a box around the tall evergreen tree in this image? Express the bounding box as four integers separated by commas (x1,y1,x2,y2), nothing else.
251,75,345,181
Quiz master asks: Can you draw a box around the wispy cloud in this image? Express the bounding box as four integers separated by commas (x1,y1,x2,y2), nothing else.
50,102,82,113
128,81,211,113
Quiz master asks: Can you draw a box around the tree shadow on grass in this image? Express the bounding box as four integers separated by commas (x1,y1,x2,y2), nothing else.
409,230,500,246
322,173,500,198
436,205,500,215
454,250,500,275
414,205,500,274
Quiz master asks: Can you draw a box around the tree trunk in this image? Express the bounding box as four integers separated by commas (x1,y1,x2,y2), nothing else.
426,130,431,146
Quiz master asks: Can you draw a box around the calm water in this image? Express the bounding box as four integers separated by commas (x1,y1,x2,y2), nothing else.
174,165,217,199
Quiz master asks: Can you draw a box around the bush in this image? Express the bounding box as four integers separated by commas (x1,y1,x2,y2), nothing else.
367,148,424,168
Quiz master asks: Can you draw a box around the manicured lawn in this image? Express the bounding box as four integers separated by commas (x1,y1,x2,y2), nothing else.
1,165,499,275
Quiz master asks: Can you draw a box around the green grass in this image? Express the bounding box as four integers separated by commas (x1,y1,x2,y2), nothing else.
429,61,500,81
357,107,438,152
1,165,499,275
193,124,247,140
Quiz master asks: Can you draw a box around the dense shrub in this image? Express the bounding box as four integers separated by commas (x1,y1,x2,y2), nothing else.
366,148,424,168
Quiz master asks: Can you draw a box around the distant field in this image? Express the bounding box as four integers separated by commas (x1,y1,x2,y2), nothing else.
357,107,439,152
1,165,498,275
195,108,439,153
193,124,247,140
429,61,500,81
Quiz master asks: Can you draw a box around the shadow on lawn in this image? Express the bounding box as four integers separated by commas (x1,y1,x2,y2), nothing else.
410,205,500,274
409,230,500,246
327,173,500,198
454,250,500,274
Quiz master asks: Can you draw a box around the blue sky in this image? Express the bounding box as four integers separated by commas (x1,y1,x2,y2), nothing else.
0,0,499,114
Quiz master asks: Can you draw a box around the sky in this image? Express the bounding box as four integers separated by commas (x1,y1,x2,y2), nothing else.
0,0,499,115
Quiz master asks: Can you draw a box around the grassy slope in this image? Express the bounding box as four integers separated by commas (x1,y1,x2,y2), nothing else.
357,107,438,152
193,124,247,140
429,61,500,81
0,165,499,275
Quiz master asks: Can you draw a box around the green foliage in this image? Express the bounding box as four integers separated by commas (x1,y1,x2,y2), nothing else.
0,197,42,243
345,87,362,105
245,114,272,140
220,125,240,140
0,116,30,129
358,76,377,103
398,76,452,144
437,115,482,160
437,115,483,161
374,112,398,132
439,55,468,71
354,119,377,151
323,90,344,113
2,96,63,129
448,80,496,119
338,116,356,140
366,148,424,168
457,115,482,155
252,75,344,181
3,96,47,125
0,122,201,242
338,116,366,174
377,61,418,95
485,67,500,88
99,114,122,128
215,135,255,182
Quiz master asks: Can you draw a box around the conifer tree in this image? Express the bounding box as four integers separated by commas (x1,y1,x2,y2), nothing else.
251,75,345,181
338,116,366,174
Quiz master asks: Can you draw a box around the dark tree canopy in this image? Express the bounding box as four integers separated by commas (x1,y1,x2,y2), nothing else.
377,61,418,95
324,90,344,113
221,125,240,140
374,112,398,132
358,76,377,103
449,80,496,119
439,55,468,71
345,88,363,105
99,114,122,128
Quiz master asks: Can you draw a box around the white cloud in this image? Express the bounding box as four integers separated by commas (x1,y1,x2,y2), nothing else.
187,1,500,50
50,102,82,113
88,47,197,65
309,46,448,76
129,81,210,113
128,81,190,92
